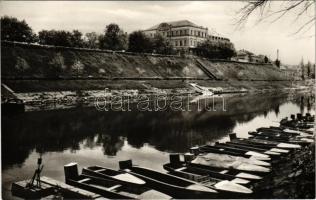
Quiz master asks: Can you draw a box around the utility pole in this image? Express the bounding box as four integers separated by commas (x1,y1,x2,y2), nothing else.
275,49,280,68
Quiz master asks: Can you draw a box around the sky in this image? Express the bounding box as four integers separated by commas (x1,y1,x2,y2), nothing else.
0,1,314,65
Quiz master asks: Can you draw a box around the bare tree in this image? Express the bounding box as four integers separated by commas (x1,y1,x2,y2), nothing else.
236,0,315,35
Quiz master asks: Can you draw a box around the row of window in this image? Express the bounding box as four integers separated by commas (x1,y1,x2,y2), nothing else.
209,36,229,41
157,29,207,38
173,39,200,47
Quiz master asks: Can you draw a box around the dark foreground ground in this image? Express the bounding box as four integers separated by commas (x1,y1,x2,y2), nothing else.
253,143,315,199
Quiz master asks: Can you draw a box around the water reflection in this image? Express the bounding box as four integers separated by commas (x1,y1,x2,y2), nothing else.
2,92,314,171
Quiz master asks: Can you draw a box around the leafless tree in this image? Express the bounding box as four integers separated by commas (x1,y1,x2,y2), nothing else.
236,0,315,35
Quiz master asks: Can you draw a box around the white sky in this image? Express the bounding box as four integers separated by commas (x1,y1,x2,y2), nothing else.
0,1,314,65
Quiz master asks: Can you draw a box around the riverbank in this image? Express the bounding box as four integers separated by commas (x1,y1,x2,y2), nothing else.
2,79,314,112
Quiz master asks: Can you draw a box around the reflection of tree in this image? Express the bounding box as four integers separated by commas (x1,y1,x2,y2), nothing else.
306,95,314,112
2,92,312,169
96,134,124,156
84,135,97,149
274,105,280,117
300,96,305,114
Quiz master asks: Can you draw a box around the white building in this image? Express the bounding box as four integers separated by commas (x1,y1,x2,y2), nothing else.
142,20,230,50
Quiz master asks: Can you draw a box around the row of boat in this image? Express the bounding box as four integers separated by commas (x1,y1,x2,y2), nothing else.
62,113,314,199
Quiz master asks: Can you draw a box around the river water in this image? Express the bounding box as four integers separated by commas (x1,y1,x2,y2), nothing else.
1,91,314,199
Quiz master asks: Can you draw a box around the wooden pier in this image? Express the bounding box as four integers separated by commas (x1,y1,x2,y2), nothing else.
12,176,105,199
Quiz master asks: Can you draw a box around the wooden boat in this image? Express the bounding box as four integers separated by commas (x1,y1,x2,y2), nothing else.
162,162,253,195
280,117,314,129
256,128,300,137
166,154,257,184
249,135,314,145
180,153,263,181
223,142,282,156
286,127,314,135
82,166,146,186
186,161,263,180
228,140,289,154
118,160,219,199
64,163,172,199
246,138,301,149
250,131,313,141
281,128,314,137
188,150,271,173
230,137,301,149
213,143,271,161
195,145,271,161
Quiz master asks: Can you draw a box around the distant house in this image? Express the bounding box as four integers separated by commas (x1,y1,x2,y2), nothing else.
232,50,268,63
232,49,253,62
142,20,230,51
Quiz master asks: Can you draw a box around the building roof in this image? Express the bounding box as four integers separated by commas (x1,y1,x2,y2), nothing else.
145,20,206,31
237,49,254,56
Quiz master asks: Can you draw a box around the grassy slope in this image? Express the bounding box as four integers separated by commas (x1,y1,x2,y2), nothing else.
1,42,294,93
198,59,286,80
2,43,207,79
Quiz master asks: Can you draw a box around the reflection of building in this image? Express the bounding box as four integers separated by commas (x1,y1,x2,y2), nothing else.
142,20,230,50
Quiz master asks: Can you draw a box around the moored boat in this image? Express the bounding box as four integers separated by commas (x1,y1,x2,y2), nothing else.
213,143,271,161
223,142,283,156
64,163,172,199
118,160,219,199
249,135,314,145
186,148,271,174
255,128,300,137
245,138,301,149
162,155,253,195
230,140,290,153
166,154,257,184
249,131,313,141
82,166,145,186
193,145,271,161
228,133,301,150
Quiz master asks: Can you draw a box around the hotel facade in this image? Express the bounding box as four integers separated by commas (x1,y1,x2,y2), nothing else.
142,20,230,50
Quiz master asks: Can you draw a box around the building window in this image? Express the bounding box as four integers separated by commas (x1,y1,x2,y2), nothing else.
184,40,187,46
180,40,182,46
191,30,193,35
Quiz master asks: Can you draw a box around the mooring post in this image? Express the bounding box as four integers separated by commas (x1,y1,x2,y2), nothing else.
119,160,133,170
290,114,295,120
229,133,237,141
169,154,180,165
184,153,195,163
64,163,78,181
190,147,200,156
